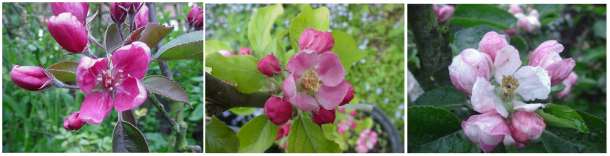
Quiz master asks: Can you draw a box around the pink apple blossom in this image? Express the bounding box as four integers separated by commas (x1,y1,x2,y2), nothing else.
298,28,334,54
47,12,89,53
448,49,493,95
264,96,293,125
478,31,509,60
187,4,204,30
110,3,128,24
257,54,281,77
528,40,575,85
75,42,151,124
283,52,350,112
50,2,88,25
134,5,149,29
10,65,52,91
433,4,455,23
63,112,85,131
557,72,578,98
462,112,510,152
312,108,335,125
356,129,378,153
509,111,545,144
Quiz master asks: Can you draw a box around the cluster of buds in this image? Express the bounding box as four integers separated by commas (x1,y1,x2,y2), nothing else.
257,29,355,126
448,31,576,152
507,4,541,33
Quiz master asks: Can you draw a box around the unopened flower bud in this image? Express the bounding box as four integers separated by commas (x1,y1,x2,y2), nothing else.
10,65,52,91
312,108,335,125
264,96,292,125
257,54,281,77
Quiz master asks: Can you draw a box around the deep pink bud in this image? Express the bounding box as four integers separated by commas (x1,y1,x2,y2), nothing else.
187,4,204,30
110,3,128,24
478,31,509,61
528,40,575,85
47,12,88,53
433,4,455,23
63,112,86,131
257,54,281,77
134,5,149,29
312,108,336,125
275,122,291,140
340,83,355,106
50,2,88,25
448,49,493,95
264,96,293,125
298,28,334,54
509,111,545,144
239,47,252,55
10,65,52,91
557,72,578,98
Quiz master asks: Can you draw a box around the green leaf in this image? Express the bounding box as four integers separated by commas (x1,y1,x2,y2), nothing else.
112,121,150,152
104,23,123,53
287,113,341,153
155,30,203,61
412,86,466,106
449,5,517,30
450,25,496,55
237,116,278,153
331,31,366,69
247,4,284,55
206,117,239,153
288,6,330,50
229,107,257,116
143,76,189,103
538,104,589,133
134,24,173,48
205,53,267,93
205,40,232,57
408,106,461,147
539,130,585,152
46,61,78,84
321,124,348,151
411,131,479,153
593,20,606,39
188,103,203,121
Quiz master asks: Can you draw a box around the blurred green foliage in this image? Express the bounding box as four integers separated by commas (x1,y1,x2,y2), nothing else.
2,2,203,152
206,4,404,138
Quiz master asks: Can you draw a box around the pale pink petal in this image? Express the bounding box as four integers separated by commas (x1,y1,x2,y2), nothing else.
528,40,564,67
494,46,521,83
471,78,507,117
478,31,508,60
287,52,318,78
282,74,298,100
292,93,319,112
76,57,108,94
78,92,113,124
111,41,151,79
514,66,551,101
316,81,350,110
113,76,147,112
557,72,578,98
512,100,545,112
315,52,345,87
545,58,575,85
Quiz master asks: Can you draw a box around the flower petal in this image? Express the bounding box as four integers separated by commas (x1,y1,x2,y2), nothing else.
113,76,147,112
315,52,345,87
316,81,350,110
111,41,151,79
494,46,521,83
76,57,108,94
545,58,575,85
514,66,551,101
78,92,113,124
282,74,298,100
291,93,319,112
471,77,508,117
286,52,318,78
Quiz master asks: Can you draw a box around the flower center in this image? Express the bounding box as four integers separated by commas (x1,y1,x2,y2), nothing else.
301,69,320,94
96,69,126,91
501,75,519,100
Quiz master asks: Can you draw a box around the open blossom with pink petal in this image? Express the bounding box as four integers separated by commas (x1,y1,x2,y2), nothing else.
75,41,151,124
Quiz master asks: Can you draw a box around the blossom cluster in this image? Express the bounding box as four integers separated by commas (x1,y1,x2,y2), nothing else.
448,31,577,152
